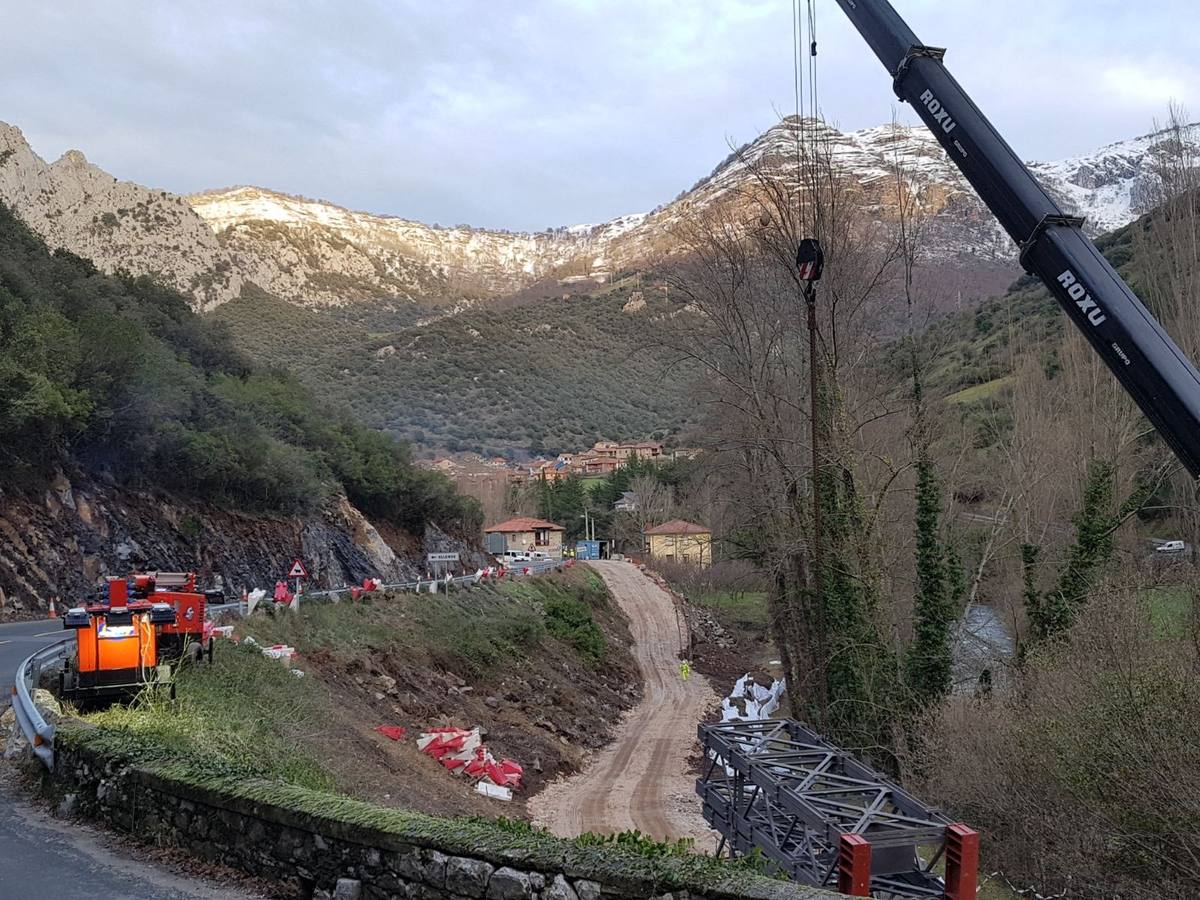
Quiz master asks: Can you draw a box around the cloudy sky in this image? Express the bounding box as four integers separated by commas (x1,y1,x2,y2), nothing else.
3,1,1196,230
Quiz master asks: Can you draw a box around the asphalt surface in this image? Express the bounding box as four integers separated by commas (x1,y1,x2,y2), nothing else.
0,617,260,899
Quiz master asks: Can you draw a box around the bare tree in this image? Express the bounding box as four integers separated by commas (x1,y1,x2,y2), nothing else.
654,119,921,755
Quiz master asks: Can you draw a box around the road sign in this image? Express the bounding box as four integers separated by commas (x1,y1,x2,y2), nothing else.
287,559,309,579
426,552,460,564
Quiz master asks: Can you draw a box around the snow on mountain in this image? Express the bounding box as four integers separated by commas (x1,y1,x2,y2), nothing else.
1,112,1185,317
1029,123,1200,233
188,185,611,308
197,116,1195,313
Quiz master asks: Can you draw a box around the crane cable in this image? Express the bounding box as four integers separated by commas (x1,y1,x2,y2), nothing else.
804,0,822,240
806,0,819,123
791,0,806,228
790,1,823,237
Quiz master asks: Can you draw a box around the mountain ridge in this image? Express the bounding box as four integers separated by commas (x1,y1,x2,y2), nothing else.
187,118,1200,312
1,116,1194,318
0,122,242,311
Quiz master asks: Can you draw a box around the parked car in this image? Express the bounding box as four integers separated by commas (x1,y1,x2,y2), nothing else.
502,551,532,563
1156,539,1186,553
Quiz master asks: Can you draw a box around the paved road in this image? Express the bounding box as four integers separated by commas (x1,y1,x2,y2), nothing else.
528,561,719,849
0,618,260,899
0,617,71,681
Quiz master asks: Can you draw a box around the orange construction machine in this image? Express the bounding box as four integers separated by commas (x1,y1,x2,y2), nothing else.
60,598,177,707
117,572,215,663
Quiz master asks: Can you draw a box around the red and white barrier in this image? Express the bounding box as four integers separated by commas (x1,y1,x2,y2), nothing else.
417,726,524,800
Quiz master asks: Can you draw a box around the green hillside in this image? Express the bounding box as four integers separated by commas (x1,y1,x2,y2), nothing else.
210,205,1166,463
915,219,1143,401
0,201,476,533
214,283,698,455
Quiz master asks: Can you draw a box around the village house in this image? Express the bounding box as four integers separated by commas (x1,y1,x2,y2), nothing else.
570,452,621,477
484,517,565,559
613,491,638,512
590,440,665,462
531,455,572,482
643,520,712,568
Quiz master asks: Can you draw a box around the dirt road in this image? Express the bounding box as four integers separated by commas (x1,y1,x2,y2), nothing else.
529,560,719,849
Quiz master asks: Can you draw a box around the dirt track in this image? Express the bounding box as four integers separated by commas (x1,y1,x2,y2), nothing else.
529,561,719,849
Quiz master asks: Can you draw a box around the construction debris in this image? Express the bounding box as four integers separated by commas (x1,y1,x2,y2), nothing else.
417,727,523,800
375,725,407,741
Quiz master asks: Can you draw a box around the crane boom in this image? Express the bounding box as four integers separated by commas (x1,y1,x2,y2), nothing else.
832,0,1200,476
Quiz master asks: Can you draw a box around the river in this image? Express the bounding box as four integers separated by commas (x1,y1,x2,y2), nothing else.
951,602,1015,694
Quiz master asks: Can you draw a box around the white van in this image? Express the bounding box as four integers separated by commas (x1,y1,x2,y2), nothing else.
1156,540,1186,553
502,550,532,563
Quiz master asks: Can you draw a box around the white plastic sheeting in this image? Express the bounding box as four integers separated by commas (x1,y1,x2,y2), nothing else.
720,673,785,722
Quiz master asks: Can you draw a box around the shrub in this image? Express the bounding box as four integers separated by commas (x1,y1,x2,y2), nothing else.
914,583,1200,898
545,594,606,662
0,201,475,535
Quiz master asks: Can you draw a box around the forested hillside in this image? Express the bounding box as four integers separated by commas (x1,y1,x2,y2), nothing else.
214,282,698,455
0,201,477,534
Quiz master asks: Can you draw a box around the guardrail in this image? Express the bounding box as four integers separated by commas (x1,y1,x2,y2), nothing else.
278,558,569,607
207,559,572,614
11,638,71,769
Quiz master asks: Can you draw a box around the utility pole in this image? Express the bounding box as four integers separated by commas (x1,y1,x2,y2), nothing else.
796,238,825,595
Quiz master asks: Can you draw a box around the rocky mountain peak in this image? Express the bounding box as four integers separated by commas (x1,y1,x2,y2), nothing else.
2,115,1194,318
56,148,90,168
0,120,242,312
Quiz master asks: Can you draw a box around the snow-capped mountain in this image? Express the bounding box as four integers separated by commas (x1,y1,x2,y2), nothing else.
187,186,607,307
0,115,1191,315
0,123,241,311
189,118,1197,312
1028,124,1198,233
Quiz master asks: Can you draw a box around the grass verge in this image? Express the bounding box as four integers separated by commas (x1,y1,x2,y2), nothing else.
690,591,770,633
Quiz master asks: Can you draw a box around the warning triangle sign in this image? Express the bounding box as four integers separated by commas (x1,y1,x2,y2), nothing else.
287,559,308,579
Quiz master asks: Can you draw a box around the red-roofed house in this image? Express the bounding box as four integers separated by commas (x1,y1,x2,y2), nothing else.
643,520,712,567
485,517,565,559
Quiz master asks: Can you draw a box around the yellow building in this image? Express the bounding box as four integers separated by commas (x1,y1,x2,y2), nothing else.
643,520,712,568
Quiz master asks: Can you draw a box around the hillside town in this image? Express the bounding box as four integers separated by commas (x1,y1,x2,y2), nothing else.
421,439,700,483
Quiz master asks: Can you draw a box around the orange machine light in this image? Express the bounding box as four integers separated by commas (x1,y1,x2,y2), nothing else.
64,602,175,706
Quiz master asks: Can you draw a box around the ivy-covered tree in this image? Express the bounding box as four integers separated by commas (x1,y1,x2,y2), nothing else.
1025,460,1118,643
906,457,953,707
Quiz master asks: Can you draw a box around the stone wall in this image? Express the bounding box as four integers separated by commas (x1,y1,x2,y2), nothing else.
50,738,834,900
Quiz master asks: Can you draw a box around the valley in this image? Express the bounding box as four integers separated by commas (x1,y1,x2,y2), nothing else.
1,10,1199,896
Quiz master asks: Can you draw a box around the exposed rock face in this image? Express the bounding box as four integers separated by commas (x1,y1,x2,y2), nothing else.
0,473,453,618
0,121,242,311
1028,123,1200,233
3,115,1189,319
187,185,639,308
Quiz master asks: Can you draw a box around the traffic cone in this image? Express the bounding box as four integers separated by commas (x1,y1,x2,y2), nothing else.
47,596,57,619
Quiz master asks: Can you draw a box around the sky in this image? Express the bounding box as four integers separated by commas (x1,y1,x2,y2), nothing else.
2,0,1197,231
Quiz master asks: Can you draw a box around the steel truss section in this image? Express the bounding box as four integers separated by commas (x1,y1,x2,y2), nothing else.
696,719,951,898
